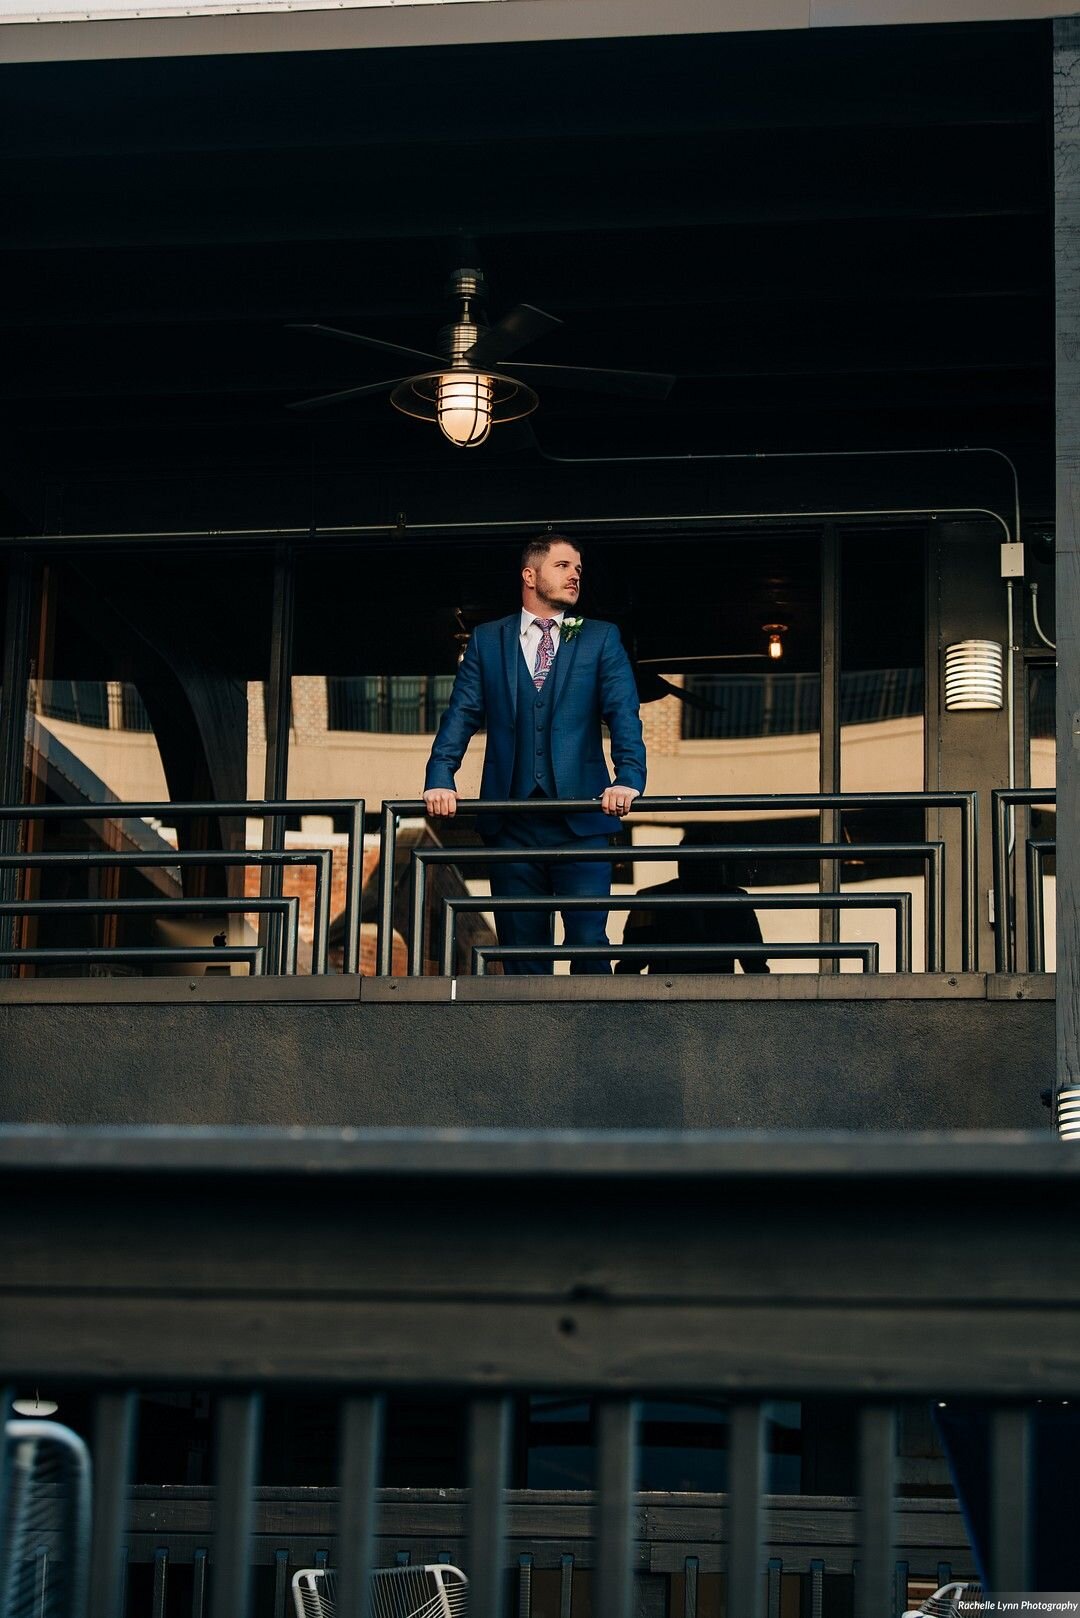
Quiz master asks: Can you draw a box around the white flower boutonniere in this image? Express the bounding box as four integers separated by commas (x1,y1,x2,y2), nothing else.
561,616,585,643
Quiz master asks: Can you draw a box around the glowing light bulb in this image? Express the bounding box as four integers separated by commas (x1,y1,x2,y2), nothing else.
762,623,787,661
437,372,493,447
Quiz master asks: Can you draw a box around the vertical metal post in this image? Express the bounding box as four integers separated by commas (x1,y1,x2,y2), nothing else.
261,546,295,972
594,1399,638,1618
819,526,841,973
211,1392,262,1618
467,1397,512,1618
993,792,1011,972
409,849,427,977
336,1396,384,1618
728,1401,764,1618
88,1392,138,1618
0,553,33,958
682,1556,698,1618
961,792,978,972
989,1407,1033,1593
377,802,398,976
1027,841,1045,973
558,1553,574,1618
342,801,365,975
856,1405,895,1618
1055,16,1080,1098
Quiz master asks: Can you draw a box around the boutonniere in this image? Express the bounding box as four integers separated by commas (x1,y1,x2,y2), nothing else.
561,616,585,642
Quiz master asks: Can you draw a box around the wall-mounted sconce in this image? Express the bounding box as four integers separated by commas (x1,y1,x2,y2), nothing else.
1057,1085,1080,1141
944,640,1004,711
762,623,787,661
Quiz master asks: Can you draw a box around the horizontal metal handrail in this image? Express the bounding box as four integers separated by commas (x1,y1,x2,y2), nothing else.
991,788,1056,971
473,941,880,974
440,892,911,975
0,896,300,975
0,799,365,972
0,945,264,972
0,849,331,973
378,792,976,975
408,843,943,976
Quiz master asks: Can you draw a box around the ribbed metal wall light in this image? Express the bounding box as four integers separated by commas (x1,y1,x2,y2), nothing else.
944,640,1004,711
1057,1087,1080,1141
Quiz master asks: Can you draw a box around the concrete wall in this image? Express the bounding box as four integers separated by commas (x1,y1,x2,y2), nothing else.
0,977,1050,1131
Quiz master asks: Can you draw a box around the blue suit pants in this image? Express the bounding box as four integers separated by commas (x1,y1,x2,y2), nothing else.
486,812,613,975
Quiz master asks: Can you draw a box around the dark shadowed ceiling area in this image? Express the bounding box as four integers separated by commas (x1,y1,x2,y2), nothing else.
0,18,1055,538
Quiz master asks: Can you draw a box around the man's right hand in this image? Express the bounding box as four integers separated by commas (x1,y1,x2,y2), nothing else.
424,789,458,818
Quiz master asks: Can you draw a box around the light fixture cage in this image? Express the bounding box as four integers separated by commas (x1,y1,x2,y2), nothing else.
944,640,1004,711
390,369,539,447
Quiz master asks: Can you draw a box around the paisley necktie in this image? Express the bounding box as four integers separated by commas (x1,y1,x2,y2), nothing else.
532,618,557,691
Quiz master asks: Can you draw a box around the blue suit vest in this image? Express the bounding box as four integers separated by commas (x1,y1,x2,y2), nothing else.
509,642,558,799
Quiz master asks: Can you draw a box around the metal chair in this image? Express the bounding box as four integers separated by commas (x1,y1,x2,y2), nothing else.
292,1563,468,1618
1,1421,91,1618
904,1583,982,1618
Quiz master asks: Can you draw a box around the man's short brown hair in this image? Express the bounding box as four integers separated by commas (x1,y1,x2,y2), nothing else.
520,533,581,572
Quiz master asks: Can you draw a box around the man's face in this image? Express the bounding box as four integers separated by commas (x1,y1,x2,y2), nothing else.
526,543,582,610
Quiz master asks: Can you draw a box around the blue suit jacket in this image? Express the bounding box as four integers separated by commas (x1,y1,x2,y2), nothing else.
425,614,647,836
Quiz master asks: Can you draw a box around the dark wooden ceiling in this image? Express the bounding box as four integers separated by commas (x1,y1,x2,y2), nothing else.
0,17,1055,536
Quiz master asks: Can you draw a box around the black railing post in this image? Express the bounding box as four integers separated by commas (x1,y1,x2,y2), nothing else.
728,1402,764,1618
211,1392,262,1618
856,1405,896,1618
377,802,399,976
88,1392,137,1618
594,1399,638,1618
467,1397,512,1618
336,1396,384,1618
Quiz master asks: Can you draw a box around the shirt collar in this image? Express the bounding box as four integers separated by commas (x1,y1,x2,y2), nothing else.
520,607,565,635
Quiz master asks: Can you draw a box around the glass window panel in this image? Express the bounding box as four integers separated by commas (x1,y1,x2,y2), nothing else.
17,549,273,978
839,528,927,972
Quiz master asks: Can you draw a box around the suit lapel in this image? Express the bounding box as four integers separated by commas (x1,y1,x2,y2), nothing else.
550,623,581,710
502,615,519,720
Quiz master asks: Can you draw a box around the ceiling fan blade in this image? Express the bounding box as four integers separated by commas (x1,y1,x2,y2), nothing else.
287,376,409,411
287,322,446,368
463,304,562,367
499,361,676,400
637,654,768,665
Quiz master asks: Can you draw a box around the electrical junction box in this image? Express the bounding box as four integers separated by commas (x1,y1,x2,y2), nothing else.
1000,541,1025,577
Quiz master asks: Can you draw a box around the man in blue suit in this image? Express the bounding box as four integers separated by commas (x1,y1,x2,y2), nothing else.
423,535,646,973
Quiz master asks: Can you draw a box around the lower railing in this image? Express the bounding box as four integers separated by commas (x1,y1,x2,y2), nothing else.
117,1486,976,1618
0,1127,1072,1618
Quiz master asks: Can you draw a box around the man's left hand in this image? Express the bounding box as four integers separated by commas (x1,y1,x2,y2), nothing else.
601,786,640,818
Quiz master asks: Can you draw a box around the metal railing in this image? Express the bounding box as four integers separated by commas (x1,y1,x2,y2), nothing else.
0,897,301,974
473,940,880,973
0,1127,1065,1618
378,792,977,978
412,845,933,978
439,892,912,974
105,1484,976,1618
0,850,331,974
0,800,365,974
0,945,266,973
991,788,1056,972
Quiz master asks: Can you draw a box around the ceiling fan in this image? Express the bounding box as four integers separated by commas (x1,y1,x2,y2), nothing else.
287,267,676,448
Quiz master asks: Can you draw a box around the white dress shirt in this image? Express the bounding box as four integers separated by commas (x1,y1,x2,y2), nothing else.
519,607,565,675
